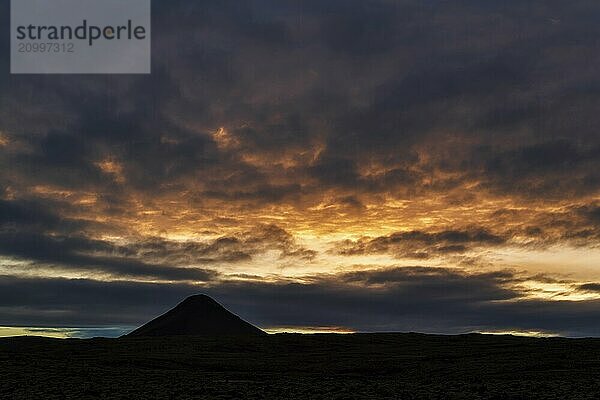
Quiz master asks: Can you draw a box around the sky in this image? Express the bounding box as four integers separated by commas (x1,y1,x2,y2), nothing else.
0,0,599,338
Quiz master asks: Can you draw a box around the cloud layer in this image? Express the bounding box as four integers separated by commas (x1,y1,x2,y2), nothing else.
2,267,600,337
0,0,599,335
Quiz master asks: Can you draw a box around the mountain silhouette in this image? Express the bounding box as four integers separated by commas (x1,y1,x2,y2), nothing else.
125,294,266,337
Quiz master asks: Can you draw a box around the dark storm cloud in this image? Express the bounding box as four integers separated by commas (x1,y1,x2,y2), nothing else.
577,204,600,227
578,283,600,293
492,202,600,246
335,196,366,212
335,229,506,259
474,140,600,198
202,183,303,204
5,95,218,193
340,266,515,288
1,0,599,204
0,275,199,326
128,224,316,263
0,199,83,232
1,267,600,337
128,236,253,264
0,231,219,282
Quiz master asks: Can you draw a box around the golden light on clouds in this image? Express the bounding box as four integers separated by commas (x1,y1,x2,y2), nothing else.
475,330,559,338
1,0,599,337
0,327,75,339
6,179,597,286
264,326,355,334
212,127,240,150
96,159,125,184
0,131,8,147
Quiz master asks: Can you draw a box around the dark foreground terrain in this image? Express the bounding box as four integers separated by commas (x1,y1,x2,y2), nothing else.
1,333,600,399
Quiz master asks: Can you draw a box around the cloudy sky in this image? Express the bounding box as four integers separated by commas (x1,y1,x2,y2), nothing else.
1,0,599,338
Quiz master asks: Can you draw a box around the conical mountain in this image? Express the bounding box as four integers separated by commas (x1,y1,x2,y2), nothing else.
125,294,266,337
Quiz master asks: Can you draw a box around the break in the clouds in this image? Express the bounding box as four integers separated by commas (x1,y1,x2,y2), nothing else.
0,0,599,335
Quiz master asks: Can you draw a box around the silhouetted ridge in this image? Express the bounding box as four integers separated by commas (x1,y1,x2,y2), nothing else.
125,295,266,337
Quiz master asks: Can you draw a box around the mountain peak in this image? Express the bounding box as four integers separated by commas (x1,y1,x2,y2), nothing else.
180,294,218,305
125,295,266,337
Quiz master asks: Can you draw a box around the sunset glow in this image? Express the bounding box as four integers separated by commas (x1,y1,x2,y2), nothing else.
1,0,599,338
